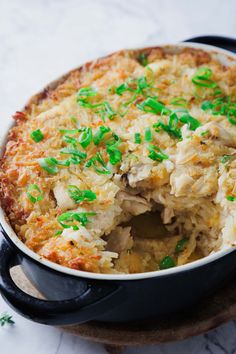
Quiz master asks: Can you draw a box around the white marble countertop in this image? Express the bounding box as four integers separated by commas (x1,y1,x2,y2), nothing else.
1,0,236,353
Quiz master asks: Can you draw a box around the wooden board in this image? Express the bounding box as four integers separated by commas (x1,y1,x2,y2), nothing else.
11,266,236,348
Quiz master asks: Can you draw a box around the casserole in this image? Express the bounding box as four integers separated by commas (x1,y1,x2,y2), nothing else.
1,41,236,325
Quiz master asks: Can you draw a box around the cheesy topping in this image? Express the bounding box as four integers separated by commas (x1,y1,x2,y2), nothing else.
1,47,236,274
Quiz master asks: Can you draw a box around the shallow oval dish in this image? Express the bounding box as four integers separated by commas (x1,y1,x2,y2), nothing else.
1,42,236,325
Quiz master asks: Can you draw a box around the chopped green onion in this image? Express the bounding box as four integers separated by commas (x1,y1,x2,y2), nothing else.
175,238,188,253
200,130,209,137
134,132,142,144
143,127,152,142
0,313,14,327
221,155,231,164
60,147,87,159
103,101,116,120
153,113,182,140
137,97,170,115
54,230,63,236
179,114,201,131
106,144,122,165
192,67,217,88
170,97,188,107
226,195,236,201
67,185,96,203
77,87,97,98
201,100,214,111
159,256,176,270
147,144,168,162
30,129,44,143
78,127,92,148
115,82,130,96
58,211,96,230
137,53,148,66
63,135,78,146
59,129,81,134
38,158,58,174
93,126,111,145
26,184,43,203
85,152,111,174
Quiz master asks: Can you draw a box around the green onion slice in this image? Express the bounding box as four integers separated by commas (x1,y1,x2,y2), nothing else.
153,113,182,140
137,97,170,115
78,127,93,148
137,53,148,66
159,255,176,270
170,97,188,107
26,184,43,203
106,144,122,165
144,127,153,142
192,67,217,88
175,238,188,253
226,195,236,201
93,126,111,145
30,129,44,143
221,155,231,164
67,185,96,203
134,132,142,144
85,152,111,174
38,158,58,175
58,211,96,230
59,129,81,134
179,114,201,131
60,147,87,159
147,145,169,162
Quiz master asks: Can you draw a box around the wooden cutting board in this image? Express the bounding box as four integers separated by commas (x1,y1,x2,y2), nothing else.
10,266,236,353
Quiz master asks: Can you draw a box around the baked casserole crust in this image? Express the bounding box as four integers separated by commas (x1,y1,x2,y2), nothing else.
1,46,236,273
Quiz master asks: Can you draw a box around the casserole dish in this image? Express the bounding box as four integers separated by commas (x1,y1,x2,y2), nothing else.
1,41,236,325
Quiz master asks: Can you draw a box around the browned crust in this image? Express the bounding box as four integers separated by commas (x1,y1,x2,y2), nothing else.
0,46,221,220
0,45,230,272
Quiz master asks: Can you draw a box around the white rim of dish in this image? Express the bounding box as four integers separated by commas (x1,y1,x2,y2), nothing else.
1,41,236,281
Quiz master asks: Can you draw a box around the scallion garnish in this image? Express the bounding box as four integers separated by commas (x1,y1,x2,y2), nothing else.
159,256,176,270
179,114,201,131
103,101,117,120
54,230,63,236
78,127,92,148
59,129,81,134
58,211,96,230
60,147,87,159
137,53,148,66
26,184,43,203
137,97,170,115
226,195,236,201
0,313,14,327
77,87,97,98
175,238,188,253
144,127,152,142
93,126,111,145
106,144,122,165
170,97,188,107
221,155,231,164
85,152,111,174
192,67,217,88
38,158,58,175
63,135,78,146
134,132,142,144
147,145,168,162
153,113,182,140
30,129,44,143
67,185,96,204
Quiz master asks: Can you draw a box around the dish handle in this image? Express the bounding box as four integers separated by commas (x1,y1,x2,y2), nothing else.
0,237,124,325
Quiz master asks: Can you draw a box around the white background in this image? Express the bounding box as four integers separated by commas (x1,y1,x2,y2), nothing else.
1,0,236,353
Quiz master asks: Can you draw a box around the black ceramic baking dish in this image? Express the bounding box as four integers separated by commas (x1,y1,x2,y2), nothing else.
1,37,236,326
